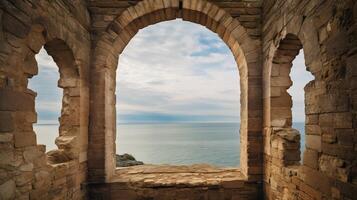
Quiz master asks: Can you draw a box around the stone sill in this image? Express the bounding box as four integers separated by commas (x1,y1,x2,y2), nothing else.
110,164,247,189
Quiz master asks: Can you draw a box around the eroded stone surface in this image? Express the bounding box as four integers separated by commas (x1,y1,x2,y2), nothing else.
88,165,260,200
113,164,245,187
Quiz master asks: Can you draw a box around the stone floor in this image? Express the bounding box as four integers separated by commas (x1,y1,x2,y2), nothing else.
112,164,246,188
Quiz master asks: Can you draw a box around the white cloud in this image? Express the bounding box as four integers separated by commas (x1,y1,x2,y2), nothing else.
35,48,58,70
29,20,312,124
116,19,240,122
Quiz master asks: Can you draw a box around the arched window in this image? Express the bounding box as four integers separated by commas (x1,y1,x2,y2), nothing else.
115,19,241,167
88,0,259,181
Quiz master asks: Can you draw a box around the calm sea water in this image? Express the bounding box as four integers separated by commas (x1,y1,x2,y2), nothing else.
34,122,305,167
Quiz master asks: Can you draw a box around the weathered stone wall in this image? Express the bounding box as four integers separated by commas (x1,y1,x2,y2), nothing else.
1,0,356,199
0,0,91,199
262,0,357,199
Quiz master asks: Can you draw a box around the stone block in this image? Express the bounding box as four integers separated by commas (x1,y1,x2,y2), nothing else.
321,142,355,160
271,119,289,127
319,155,348,182
306,114,318,125
109,189,138,200
19,163,33,172
222,180,244,189
68,87,80,97
14,131,36,148
305,135,321,152
305,125,321,135
0,112,14,132
47,149,71,164
58,78,78,88
271,95,292,108
0,179,15,199
15,171,32,186
0,133,13,143
23,53,38,76
23,146,43,163
303,149,318,169
271,76,292,87
26,25,45,53
336,129,354,147
0,89,35,111
321,127,336,144
33,171,51,189
333,112,352,129
299,166,331,195
0,150,15,165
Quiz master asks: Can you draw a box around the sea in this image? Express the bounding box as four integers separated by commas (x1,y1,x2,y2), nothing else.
34,122,305,167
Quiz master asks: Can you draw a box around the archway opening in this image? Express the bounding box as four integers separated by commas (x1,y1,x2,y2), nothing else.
270,34,314,165
88,0,257,181
289,50,314,157
115,19,241,167
27,38,81,164
30,48,62,152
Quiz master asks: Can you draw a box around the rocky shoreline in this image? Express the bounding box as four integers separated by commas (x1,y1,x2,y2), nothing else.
116,154,144,167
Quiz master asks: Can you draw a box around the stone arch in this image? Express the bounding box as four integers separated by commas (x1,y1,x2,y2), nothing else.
89,0,262,182
23,25,85,163
41,38,82,163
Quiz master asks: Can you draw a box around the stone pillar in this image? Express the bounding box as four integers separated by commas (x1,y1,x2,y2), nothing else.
88,66,116,182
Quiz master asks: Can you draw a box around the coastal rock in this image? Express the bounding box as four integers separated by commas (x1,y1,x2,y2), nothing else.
116,154,144,167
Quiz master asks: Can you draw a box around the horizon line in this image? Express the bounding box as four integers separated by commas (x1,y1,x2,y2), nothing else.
34,121,307,125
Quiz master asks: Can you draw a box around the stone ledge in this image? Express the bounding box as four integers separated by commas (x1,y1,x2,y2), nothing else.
111,164,247,188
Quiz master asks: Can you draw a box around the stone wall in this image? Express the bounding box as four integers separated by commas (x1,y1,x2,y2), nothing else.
0,0,90,199
0,0,356,199
262,0,357,199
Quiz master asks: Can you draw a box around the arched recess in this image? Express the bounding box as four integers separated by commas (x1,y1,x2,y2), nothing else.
89,0,263,182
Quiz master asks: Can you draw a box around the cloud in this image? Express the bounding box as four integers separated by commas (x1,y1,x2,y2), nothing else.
116,19,240,123
30,19,312,124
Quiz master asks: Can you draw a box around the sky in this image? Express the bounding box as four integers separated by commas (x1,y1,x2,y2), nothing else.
30,19,313,124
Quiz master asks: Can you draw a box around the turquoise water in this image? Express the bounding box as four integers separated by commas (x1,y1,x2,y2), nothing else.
34,122,305,167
